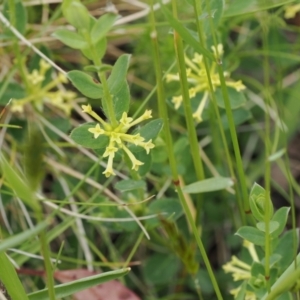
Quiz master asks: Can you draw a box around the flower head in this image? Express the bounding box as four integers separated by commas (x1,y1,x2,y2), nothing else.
82,106,156,177
11,60,75,115
167,44,246,123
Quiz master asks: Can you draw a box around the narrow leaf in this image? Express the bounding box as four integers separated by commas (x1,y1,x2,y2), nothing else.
67,71,103,99
52,29,88,49
107,54,131,95
91,13,119,45
0,252,29,300
182,177,234,194
0,155,38,211
224,0,294,18
28,268,130,300
0,220,48,253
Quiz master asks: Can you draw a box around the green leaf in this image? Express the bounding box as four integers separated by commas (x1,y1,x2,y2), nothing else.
249,183,274,222
4,0,27,36
221,108,252,129
274,229,299,270
62,0,91,29
146,198,183,229
235,226,265,246
52,29,88,49
144,253,180,285
236,281,247,300
0,220,48,253
136,149,152,176
28,268,130,300
223,0,295,17
0,155,38,211
108,54,131,95
81,37,107,61
137,119,164,142
67,70,103,99
159,2,215,60
270,207,290,238
0,252,29,300
256,221,279,234
102,80,130,120
251,262,265,277
268,149,286,162
182,177,234,194
91,13,119,45
115,179,146,192
70,122,109,149
202,0,225,34
215,88,246,109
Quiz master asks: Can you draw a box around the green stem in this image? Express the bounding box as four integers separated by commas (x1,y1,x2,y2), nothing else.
192,0,245,224
86,34,118,127
204,0,249,215
149,4,223,299
261,12,272,291
170,1,205,183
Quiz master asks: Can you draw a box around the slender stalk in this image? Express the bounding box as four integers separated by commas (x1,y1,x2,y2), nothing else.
170,1,205,182
191,0,245,224
149,4,223,299
204,0,249,215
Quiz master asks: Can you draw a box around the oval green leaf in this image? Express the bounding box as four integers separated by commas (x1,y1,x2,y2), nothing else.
270,207,290,238
182,177,234,194
215,88,246,109
70,122,109,149
256,221,279,234
115,179,146,192
235,226,265,246
52,29,88,49
67,70,103,99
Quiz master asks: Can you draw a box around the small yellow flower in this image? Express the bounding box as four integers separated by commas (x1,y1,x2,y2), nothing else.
284,4,300,19
103,154,116,177
28,70,44,85
119,112,133,126
82,107,157,177
167,44,246,123
58,73,68,83
122,144,144,170
141,140,155,154
88,124,104,138
11,100,24,113
39,60,51,72
82,104,93,113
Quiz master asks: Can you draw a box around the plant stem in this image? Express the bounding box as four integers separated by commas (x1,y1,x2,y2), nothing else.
205,0,249,216
192,0,245,224
149,4,223,299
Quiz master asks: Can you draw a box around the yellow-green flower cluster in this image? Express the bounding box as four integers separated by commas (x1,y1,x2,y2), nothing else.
284,4,300,19
82,104,155,177
166,44,246,123
11,60,76,115
223,240,259,299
